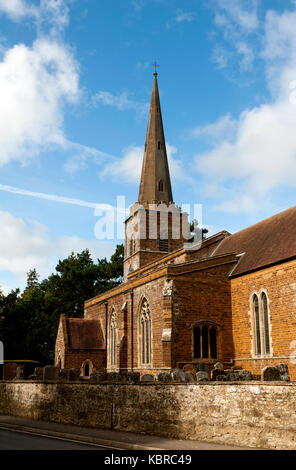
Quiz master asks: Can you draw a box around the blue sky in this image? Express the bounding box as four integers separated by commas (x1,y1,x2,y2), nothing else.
1,0,296,292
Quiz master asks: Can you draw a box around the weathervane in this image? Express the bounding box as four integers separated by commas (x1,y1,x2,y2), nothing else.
153,61,160,74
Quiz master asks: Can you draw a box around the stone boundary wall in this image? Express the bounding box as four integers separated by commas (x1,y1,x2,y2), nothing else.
0,381,296,449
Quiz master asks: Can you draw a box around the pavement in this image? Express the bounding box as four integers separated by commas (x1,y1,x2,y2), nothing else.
0,415,257,450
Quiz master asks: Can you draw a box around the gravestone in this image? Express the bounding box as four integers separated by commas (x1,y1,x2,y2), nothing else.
106,372,120,382
198,362,209,373
89,373,106,383
68,368,80,382
140,374,154,382
276,364,290,382
156,372,172,382
262,366,281,381
43,365,59,382
183,364,197,374
216,374,228,381
211,368,226,381
58,369,68,381
185,372,196,383
171,368,186,382
120,372,140,383
3,363,18,380
227,372,240,381
34,367,43,381
226,369,252,381
214,362,224,370
14,366,24,380
196,371,209,381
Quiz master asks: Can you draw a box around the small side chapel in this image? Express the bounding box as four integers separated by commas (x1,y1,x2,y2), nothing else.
55,71,296,380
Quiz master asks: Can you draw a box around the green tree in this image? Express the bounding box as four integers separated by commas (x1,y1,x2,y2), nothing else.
0,244,124,364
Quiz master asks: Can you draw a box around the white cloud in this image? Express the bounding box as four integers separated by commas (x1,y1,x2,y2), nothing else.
189,114,238,142
0,37,79,166
0,0,37,20
101,143,191,186
210,0,259,71
0,210,115,292
195,7,296,213
175,10,194,23
214,0,259,33
92,90,149,120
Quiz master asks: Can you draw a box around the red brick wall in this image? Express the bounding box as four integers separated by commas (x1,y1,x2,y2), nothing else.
231,259,296,379
172,263,234,367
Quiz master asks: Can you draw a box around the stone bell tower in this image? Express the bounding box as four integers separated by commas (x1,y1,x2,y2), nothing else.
123,71,189,281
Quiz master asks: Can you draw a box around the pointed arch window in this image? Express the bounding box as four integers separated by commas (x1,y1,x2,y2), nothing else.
262,292,271,355
139,299,151,366
252,291,271,357
253,294,261,355
84,363,90,377
109,310,117,368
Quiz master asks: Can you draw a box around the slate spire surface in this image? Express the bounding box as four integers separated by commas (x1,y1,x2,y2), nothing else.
138,72,173,205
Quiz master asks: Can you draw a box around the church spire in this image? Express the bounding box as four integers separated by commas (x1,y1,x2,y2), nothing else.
138,71,173,206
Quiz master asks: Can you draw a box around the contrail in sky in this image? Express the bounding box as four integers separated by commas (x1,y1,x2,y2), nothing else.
0,183,104,209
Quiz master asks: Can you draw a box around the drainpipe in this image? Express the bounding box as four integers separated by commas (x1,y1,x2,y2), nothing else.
130,290,134,372
105,301,108,372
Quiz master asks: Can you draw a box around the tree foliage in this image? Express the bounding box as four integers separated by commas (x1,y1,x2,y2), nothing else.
0,244,124,364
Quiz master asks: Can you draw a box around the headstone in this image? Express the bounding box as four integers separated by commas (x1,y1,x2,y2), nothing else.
89,372,106,383
237,370,252,381
106,372,120,382
276,364,290,382
183,364,197,374
120,372,140,383
252,374,261,381
196,371,209,381
140,374,154,383
14,366,24,380
58,369,68,381
216,374,228,381
225,369,252,381
43,365,59,382
28,374,37,380
34,367,43,381
156,372,172,382
214,362,224,370
227,372,240,381
198,362,209,373
211,368,226,381
68,368,80,382
171,368,186,382
3,363,18,380
261,366,281,381
185,372,196,383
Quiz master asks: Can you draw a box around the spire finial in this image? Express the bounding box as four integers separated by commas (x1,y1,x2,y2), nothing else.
153,61,160,75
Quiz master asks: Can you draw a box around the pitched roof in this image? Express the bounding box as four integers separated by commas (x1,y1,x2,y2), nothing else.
138,72,173,205
66,318,105,350
214,206,296,277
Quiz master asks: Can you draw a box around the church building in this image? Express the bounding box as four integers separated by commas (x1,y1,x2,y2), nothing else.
55,71,296,380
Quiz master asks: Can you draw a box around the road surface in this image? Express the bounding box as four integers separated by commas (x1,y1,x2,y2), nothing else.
0,428,115,450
